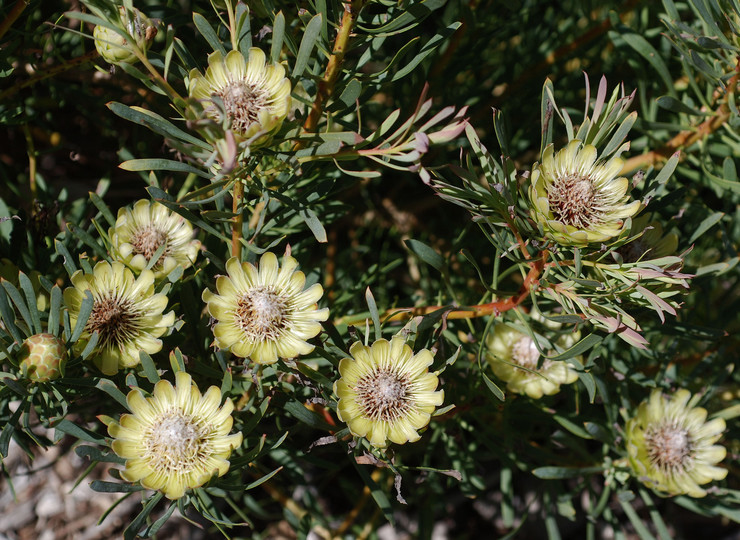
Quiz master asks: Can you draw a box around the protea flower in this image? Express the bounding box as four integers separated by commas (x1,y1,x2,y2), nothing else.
334,336,444,448
188,48,292,147
202,252,328,365
625,389,727,498
107,371,243,500
485,318,580,399
529,139,641,246
110,199,201,280
63,261,175,375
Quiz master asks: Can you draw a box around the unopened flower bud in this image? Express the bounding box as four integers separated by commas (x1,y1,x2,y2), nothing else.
93,7,156,65
18,333,67,382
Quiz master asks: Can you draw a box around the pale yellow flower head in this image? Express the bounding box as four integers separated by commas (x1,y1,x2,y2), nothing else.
188,48,292,147
63,261,175,375
485,316,580,399
529,139,641,246
108,371,243,500
625,389,727,497
202,252,329,365
334,336,444,448
110,199,201,280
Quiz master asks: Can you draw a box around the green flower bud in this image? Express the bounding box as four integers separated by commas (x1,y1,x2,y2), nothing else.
93,7,156,65
18,333,67,382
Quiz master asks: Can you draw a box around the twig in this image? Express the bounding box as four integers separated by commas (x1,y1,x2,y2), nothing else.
0,50,99,101
341,251,549,325
0,0,27,41
302,0,366,136
231,179,244,259
621,59,740,174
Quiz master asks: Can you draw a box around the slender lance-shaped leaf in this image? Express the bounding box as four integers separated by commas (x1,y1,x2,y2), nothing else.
293,14,322,78
193,12,226,55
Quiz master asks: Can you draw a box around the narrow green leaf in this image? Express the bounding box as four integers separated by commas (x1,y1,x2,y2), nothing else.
124,492,164,540
391,21,461,82
689,211,724,243
552,413,592,439
482,372,505,401
359,0,446,35
18,273,42,333
283,399,335,430
236,3,252,56
293,14,322,78
532,466,605,479
615,28,674,92
656,96,706,116
353,460,395,526
193,12,226,55
365,287,381,340
299,208,327,243
55,240,78,276
120,159,210,178
245,466,284,490
54,419,106,444
96,378,130,410
139,351,160,384
271,11,286,64
335,78,362,110
579,371,597,403
91,480,145,493
107,103,211,150
619,496,657,540
67,223,108,259
79,330,100,360
602,111,637,156
70,290,94,343
0,287,22,344
405,239,444,272
549,333,602,361
89,192,117,226
48,285,62,337
75,444,126,464
0,405,25,457
2,280,33,335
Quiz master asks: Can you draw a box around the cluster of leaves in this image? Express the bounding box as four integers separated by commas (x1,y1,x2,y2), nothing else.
0,0,738,539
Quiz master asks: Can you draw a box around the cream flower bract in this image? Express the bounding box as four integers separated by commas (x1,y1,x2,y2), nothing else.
202,252,328,365
529,140,641,246
108,371,243,500
485,321,580,399
63,261,175,375
188,48,292,147
625,389,727,498
334,337,444,448
110,199,201,280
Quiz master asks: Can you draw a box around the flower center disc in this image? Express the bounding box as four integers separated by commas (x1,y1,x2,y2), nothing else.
235,286,289,341
145,409,209,473
87,295,138,347
132,225,169,261
548,174,600,228
645,422,692,471
355,369,411,421
512,337,540,370
217,81,268,134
